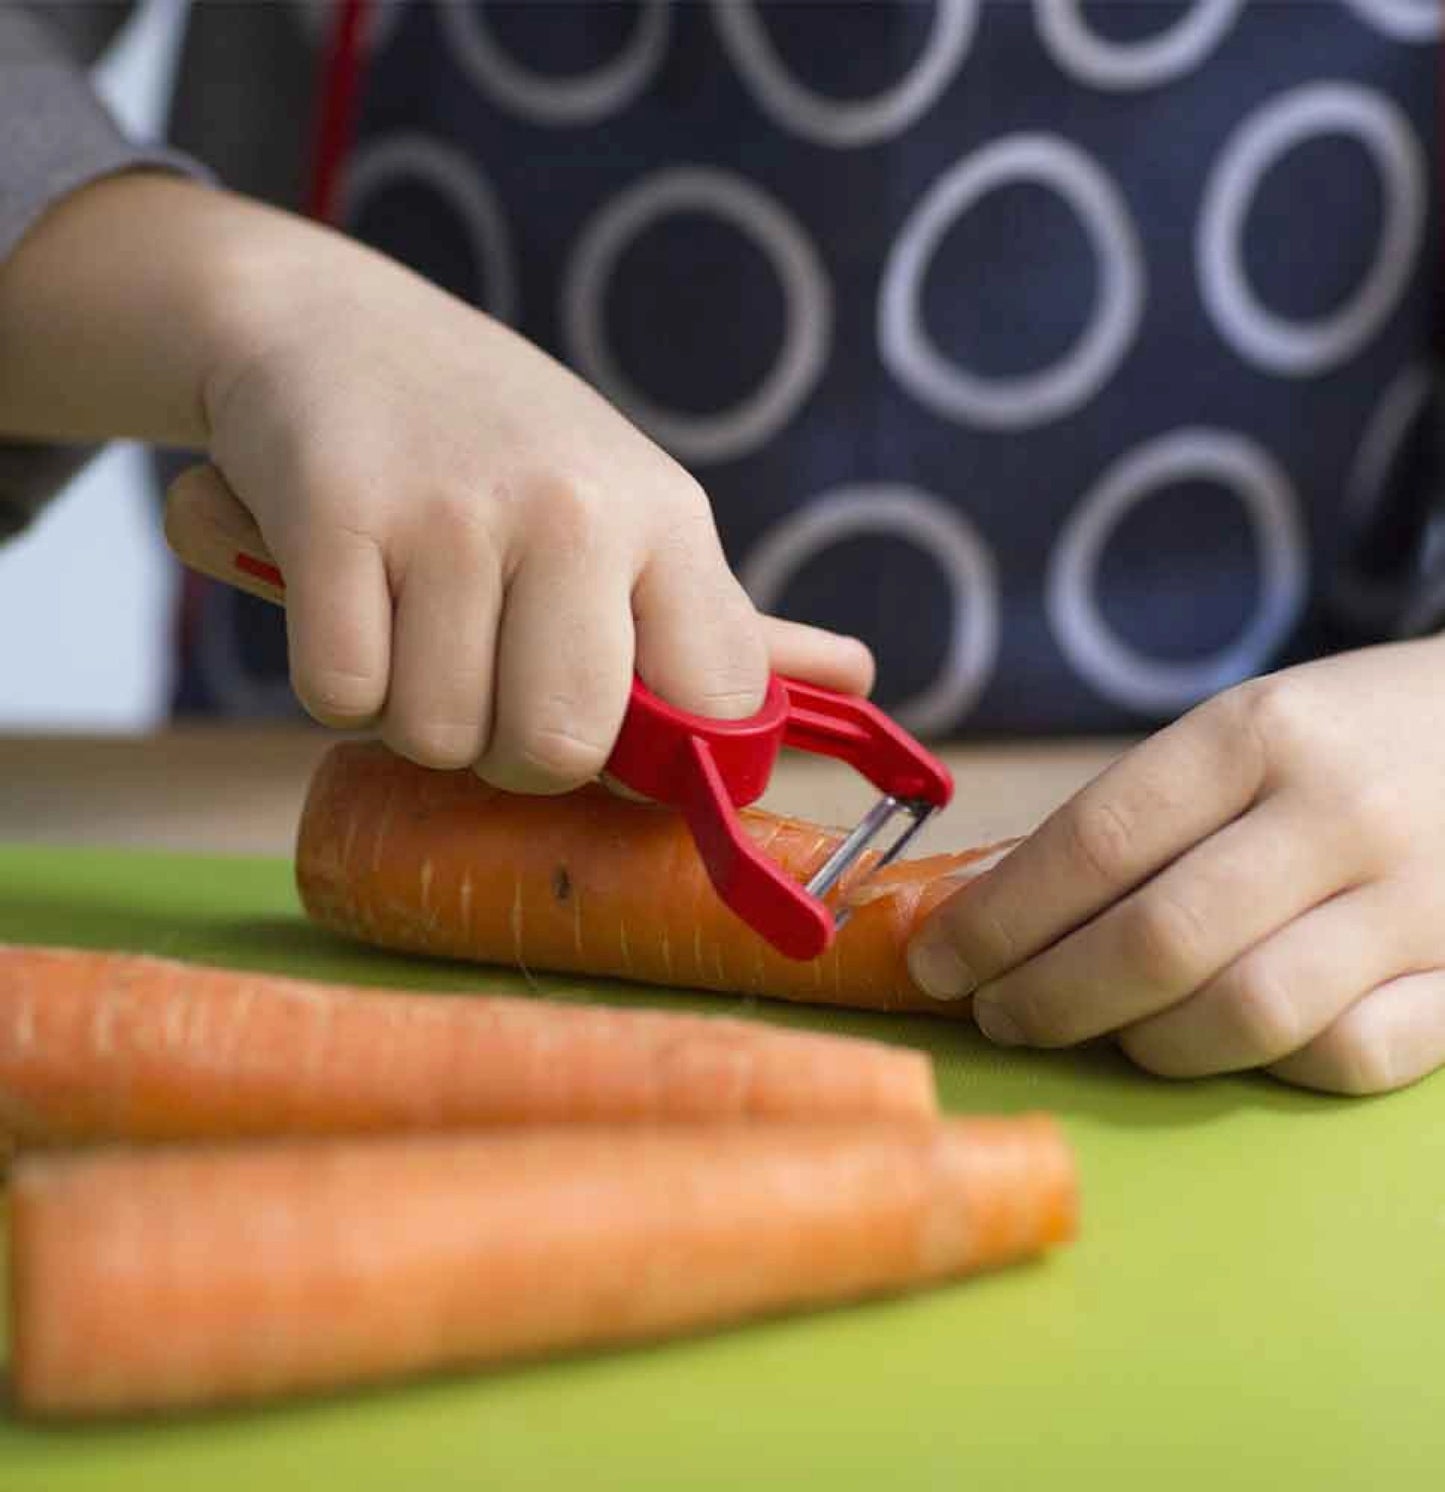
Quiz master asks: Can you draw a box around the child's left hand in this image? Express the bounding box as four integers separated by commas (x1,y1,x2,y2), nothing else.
907,638,1445,1094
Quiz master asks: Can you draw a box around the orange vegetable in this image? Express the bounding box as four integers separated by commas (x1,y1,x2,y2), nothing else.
297,742,1010,1012
0,945,937,1145
9,1117,1077,1417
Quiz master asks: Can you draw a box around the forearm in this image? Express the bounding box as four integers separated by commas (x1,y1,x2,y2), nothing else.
0,171,361,452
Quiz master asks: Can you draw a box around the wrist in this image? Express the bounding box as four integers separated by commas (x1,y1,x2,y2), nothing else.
197,201,448,460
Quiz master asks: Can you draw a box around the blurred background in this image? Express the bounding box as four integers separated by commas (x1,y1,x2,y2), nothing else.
0,0,188,730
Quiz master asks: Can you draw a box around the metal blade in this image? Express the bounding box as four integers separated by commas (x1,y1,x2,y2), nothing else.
804,795,938,929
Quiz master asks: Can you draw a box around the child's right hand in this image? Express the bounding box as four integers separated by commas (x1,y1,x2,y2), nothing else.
0,172,870,788
196,191,882,789
203,253,742,789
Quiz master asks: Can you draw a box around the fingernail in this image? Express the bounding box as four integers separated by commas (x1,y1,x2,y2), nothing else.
907,938,977,1002
974,998,1024,1047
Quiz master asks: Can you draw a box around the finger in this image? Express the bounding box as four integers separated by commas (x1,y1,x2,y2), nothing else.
907,693,1265,1002
276,517,391,730
761,616,875,697
968,792,1354,1048
379,530,503,770
163,464,285,605
476,545,635,795
1119,879,1411,1078
1267,969,1445,1096
632,530,769,721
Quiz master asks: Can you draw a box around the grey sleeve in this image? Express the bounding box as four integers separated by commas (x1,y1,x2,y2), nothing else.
0,4,208,540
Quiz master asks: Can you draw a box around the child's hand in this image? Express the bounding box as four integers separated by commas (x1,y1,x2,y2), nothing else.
196,212,869,791
908,639,1445,1094
0,172,870,790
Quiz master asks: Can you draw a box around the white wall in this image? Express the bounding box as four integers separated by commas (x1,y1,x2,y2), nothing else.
0,0,189,730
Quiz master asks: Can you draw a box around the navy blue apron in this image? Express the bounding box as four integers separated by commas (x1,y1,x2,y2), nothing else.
174,1,1442,737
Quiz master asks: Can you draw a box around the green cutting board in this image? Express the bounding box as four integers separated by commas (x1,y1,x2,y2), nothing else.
2,844,1442,1491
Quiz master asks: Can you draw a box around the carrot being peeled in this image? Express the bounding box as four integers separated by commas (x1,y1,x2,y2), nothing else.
9,1117,1078,1418
0,944,937,1147
296,742,1011,1013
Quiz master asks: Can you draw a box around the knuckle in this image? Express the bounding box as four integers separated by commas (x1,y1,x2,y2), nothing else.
647,458,711,519
1119,890,1207,987
524,471,606,552
1331,778,1411,866
1239,675,1408,866
649,481,725,565
1062,795,1135,887
416,487,500,567
663,466,712,517
1238,676,1315,773
1223,964,1304,1063
286,444,371,521
403,489,504,581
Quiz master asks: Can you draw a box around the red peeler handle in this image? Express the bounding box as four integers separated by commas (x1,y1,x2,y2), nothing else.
780,679,953,809
606,676,953,813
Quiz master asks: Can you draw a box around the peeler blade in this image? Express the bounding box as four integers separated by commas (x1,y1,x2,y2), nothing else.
805,794,938,930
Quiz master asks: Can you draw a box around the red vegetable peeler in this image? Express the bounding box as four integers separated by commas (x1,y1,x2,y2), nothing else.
164,469,953,960
607,675,951,959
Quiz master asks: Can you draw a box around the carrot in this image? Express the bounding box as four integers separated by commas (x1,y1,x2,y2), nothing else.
0,944,937,1146
8,1117,1077,1417
297,742,1011,1013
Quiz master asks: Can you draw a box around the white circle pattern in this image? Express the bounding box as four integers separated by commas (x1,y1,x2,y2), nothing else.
564,166,831,465
1046,429,1308,714
228,8,1435,731
1034,0,1243,91
711,0,979,148
740,485,999,735
1328,364,1433,631
1198,82,1427,377
342,133,518,323
879,134,1145,430
1339,0,1443,43
439,0,670,126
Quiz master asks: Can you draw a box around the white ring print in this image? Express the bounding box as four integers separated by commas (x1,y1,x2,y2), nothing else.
1328,365,1433,633
741,485,999,736
439,0,670,126
563,167,831,465
1034,0,1243,91
1198,82,1427,378
1046,430,1308,716
1339,0,1443,43
710,0,978,149
880,134,1145,430
342,134,518,324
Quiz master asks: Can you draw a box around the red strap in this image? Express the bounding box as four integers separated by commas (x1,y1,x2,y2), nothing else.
307,0,369,223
